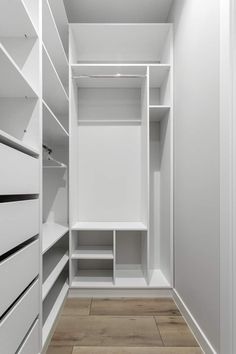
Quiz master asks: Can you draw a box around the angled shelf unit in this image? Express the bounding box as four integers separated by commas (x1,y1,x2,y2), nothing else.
42,0,68,92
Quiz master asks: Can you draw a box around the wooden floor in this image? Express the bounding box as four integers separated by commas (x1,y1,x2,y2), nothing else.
47,298,203,354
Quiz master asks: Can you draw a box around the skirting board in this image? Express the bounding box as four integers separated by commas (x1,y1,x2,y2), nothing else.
173,289,217,354
69,288,172,298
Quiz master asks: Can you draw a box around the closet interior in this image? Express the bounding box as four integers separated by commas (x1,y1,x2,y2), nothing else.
0,0,174,353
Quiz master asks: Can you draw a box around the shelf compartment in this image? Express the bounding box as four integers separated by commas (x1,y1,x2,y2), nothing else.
0,0,38,37
148,269,171,288
43,0,68,91
42,223,69,254
0,44,38,97
70,24,172,64
43,45,69,119
149,65,171,106
43,272,68,347
72,230,114,260
71,259,114,288
0,239,39,317
43,101,69,148
72,222,147,231
43,248,69,300
149,106,170,122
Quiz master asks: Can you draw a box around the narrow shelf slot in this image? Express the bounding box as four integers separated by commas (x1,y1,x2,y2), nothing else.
42,223,69,254
149,106,170,121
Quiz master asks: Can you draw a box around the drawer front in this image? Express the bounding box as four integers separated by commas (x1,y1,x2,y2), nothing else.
0,199,39,256
0,143,39,195
0,239,39,317
0,279,39,354
18,320,39,354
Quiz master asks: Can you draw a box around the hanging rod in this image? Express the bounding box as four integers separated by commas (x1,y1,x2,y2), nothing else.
72,74,146,79
43,144,67,168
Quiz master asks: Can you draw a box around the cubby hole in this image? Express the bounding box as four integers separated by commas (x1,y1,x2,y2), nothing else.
149,66,170,106
72,230,114,259
115,231,148,287
71,259,114,287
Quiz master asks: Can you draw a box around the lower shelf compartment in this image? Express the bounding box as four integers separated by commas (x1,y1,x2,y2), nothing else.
43,272,69,347
149,269,171,288
72,270,114,288
115,267,147,288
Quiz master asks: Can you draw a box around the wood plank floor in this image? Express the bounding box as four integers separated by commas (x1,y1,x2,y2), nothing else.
47,298,203,354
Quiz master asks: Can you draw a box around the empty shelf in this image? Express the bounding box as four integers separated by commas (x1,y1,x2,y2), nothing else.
42,223,69,254
72,246,113,260
149,269,171,288
42,0,68,90
72,270,113,288
149,106,170,121
72,222,147,231
115,268,147,288
0,129,39,157
0,44,38,97
43,249,69,300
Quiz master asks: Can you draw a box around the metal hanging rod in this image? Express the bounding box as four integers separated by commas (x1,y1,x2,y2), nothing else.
72,74,146,79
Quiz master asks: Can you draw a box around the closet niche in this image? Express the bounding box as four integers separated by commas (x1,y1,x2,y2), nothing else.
69,24,173,289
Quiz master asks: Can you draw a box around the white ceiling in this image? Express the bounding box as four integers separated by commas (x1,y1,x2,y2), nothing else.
63,0,173,23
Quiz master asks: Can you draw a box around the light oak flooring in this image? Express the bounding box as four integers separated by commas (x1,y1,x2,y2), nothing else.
47,298,203,354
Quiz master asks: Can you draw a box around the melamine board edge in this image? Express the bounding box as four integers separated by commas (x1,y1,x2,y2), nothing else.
0,129,39,157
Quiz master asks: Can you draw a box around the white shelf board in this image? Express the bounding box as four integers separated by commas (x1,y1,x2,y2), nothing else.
72,270,113,288
42,0,68,90
43,101,69,147
149,269,171,288
78,120,141,125
149,65,170,88
0,44,37,97
149,105,170,121
43,280,68,346
115,268,147,288
43,45,69,117
0,129,39,157
42,223,69,254
43,249,69,300
0,0,37,37
72,246,113,260
72,222,147,231
70,23,171,64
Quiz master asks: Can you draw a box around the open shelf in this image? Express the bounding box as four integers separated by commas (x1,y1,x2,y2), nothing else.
43,45,69,118
149,105,170,121
149,65,170,88
72,246,113,260
149,269,171,288
43,248,69,300
72,222,147,231
43,101,69,147
0,44,38,97
0,129,39,157
72,270,114,288
0,0,38,37
43,0,68,91
70,24,172,64
115,268,147,288
43,274,68,346
42,223,69,254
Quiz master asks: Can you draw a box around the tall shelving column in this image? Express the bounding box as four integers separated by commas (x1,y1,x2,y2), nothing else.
0,1,41,353
41,0,69,351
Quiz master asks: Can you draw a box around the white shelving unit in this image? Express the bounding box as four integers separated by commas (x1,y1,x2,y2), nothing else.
42,223,69,255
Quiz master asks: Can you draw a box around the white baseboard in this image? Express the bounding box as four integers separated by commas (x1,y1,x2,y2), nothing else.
69,288,172,298
173,289,217,354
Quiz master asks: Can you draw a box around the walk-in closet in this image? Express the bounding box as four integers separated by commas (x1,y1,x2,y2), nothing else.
0,0,231,353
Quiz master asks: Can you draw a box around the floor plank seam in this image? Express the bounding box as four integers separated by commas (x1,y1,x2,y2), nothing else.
153,315,165,347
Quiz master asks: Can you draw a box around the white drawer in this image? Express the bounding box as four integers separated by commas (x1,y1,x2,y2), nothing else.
0,279,39,354
18,320,39,354
0,239,39,317
0,143,39,195
0,199,39,256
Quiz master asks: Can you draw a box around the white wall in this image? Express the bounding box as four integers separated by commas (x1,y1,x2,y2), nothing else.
169,0,220,352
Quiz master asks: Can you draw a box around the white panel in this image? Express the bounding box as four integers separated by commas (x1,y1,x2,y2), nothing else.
77,124,141,221
0,240,39,317
18,320,39,354
169,0,220,351
64,0,173,23
0,199,39,255
0,143,39,195
70,24,171,64
0,280,39,354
